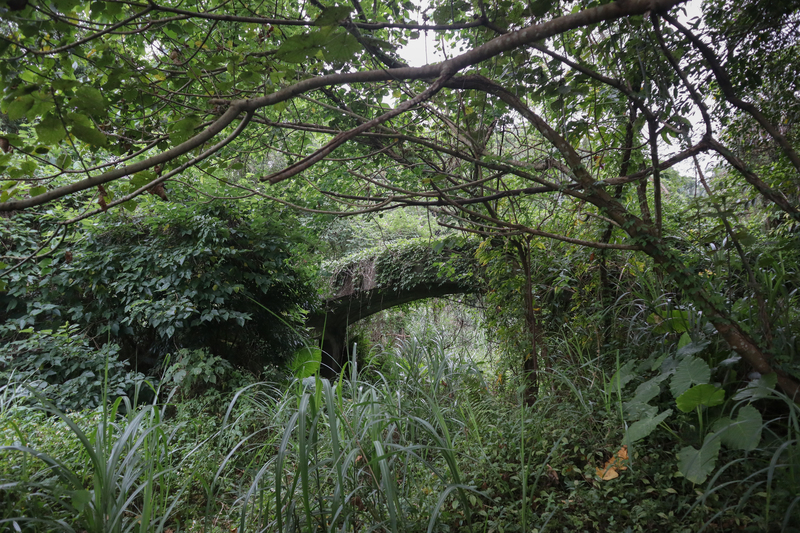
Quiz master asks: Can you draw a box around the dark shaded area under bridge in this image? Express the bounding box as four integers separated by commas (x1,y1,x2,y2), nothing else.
306,239,482,376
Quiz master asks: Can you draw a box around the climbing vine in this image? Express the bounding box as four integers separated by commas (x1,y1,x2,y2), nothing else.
324,236,482,298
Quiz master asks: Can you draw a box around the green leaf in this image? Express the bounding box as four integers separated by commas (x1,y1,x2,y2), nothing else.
71,489,92,512
623,401,657,421
65,112,93,128
678,434,721,484
623,373,669,420
677,332,691,349
711,404,762,451
633,372,670,402
56,153,73,168
168,115,201,144
29,186,47,196
5,95,34,121
130,171,156,188
71,124,107,147
676,383,725,413
648,309,690,333
624,409,672,445
52,79,80,92
26,93,54,120
529,0,555,17
71,85,107,117
313,6,352,26
35,113,67,144
670,356,710,398
18,158,35,173
322,32,362,62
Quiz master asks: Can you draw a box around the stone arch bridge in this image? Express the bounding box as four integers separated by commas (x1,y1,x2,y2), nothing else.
307,238,481,374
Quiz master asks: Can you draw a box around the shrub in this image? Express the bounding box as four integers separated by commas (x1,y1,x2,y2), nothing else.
0,324,147,412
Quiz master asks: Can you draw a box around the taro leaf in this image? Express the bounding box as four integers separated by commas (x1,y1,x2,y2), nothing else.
624,409,672,445
677,338,711,358
670,356,710,398
72,85,107,117
711,405,762,451
676,383,725,413
313,5,353,26
733,372,777,402
718,353,742,367
623,373,668,421
633,372,670,402
678,434,722,484
659,354,678,374
677,332,691,350
606,359,637,396
35,113,67,144
290,347,321,379
623,401,657,422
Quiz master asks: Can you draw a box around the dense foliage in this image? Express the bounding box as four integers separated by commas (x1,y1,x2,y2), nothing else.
1,198,317,382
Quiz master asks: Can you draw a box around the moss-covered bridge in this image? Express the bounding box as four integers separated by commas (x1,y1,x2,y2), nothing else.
308,238,482,374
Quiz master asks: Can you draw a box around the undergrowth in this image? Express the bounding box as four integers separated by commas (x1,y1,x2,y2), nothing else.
1,329,798,532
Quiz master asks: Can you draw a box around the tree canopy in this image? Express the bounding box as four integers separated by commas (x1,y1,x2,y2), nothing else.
1,0,799,395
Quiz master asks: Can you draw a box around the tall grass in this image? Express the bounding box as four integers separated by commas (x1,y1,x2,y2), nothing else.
0,382,184,533
228,340,484,533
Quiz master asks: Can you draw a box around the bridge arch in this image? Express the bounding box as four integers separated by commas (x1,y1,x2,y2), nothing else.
307,238,482,374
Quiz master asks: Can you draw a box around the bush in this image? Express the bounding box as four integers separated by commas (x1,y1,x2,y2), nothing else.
0,324,147,412
1,200,318,372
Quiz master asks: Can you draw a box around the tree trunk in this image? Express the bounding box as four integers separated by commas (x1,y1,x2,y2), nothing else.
516,240,543,406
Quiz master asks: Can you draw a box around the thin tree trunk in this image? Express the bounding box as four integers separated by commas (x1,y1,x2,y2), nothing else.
516,240,542,406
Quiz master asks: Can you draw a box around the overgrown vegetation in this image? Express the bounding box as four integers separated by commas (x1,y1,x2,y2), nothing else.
2,184,799,531
2,0,800,530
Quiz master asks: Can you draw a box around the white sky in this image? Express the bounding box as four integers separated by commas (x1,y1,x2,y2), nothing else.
397,0,713,178
399,0,704,66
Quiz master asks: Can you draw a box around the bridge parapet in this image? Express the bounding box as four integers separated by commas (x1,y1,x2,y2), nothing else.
322,237,481,302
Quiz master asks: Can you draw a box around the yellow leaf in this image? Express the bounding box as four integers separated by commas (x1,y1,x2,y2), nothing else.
597,445,628,481
596,465,619,480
